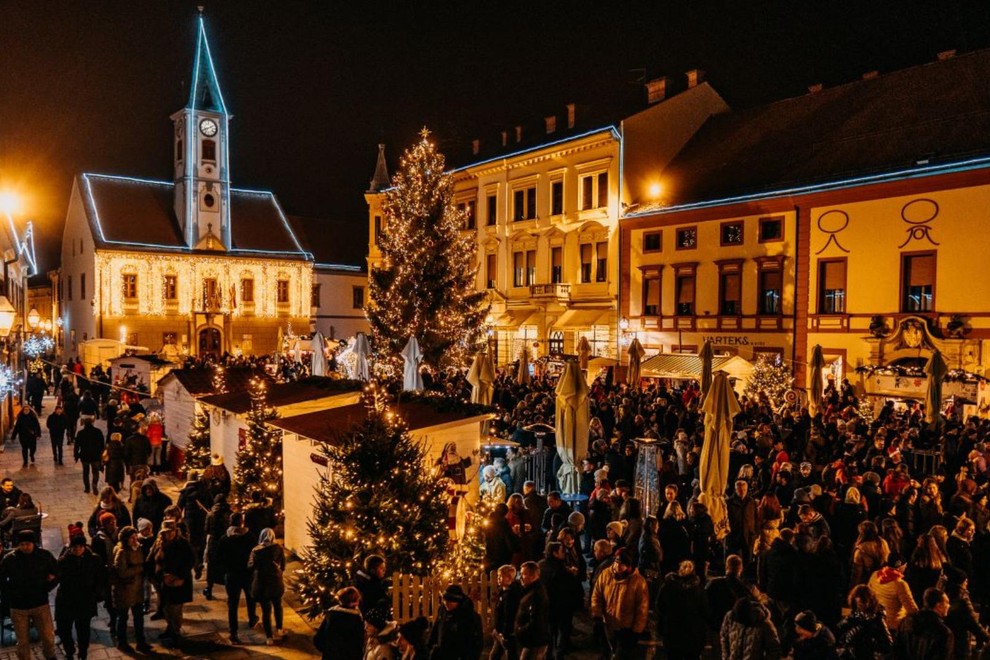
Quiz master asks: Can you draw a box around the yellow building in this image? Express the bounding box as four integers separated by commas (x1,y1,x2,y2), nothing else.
623,50,990,393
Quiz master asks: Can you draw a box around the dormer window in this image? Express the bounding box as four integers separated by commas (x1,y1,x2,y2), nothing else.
202,139,216,161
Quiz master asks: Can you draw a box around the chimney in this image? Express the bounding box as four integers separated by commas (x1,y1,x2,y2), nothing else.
566,103,576,129
937,49,957,61
807,83,823,94
545,115,557,134
501,130,508,147
686,69,705,88
515,125,523,143
862,70,879,80
472,139,480,155
645,76,670,104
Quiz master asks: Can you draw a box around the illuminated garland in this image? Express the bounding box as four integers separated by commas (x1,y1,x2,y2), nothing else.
232,378,284,509
854,365,986,382
22,335,54,358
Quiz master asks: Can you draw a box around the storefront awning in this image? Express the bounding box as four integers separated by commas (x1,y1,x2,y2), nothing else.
492,309,542,328
554,308,608,329
640,353,754,385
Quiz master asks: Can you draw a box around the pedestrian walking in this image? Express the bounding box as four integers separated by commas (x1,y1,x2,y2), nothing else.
590,547,650,659
656,560,710,660
46,403,68,465
249,527,286,645
112,526,151,653
426,584,484,660
514,561,550,660
0,529,59,660
123,425,152,485
203,493,231,599
490,564,522,660
313,585,363,660
74,417,105,494
893,587,954,660
153,519,195,648
216,512,258,643
11,404,42,467
103,432,126,493
56,534,106,660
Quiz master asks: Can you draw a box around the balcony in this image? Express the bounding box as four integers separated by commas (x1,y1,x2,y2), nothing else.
529,283,570,302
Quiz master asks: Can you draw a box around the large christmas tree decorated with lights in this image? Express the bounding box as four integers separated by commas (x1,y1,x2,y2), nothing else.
182,411,212,471
297,401,451,614
233,378,283,510
744,354,794,411
367,130,488,369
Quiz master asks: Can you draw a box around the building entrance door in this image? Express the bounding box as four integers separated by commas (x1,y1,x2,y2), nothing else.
199,327,222,355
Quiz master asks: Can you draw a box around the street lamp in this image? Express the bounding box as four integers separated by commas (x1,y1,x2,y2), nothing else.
0,296,16,338
27,307,39,331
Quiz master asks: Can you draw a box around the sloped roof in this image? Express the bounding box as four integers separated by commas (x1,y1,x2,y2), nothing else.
287,215,366,272
655,50,990,207
640,354,753,380
79,174,313,259
158,366,271,397
271,401,489,444
199,377,362,414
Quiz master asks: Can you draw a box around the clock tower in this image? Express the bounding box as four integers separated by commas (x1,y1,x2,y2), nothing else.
172,11,230,250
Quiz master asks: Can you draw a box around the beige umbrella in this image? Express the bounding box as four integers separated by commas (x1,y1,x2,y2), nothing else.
924,349,948,426
555,361,590,495
699,370,741,540
626,338,646,388
400,336,424,392
275,326,284,358
517,346,531,385
467,351,495,405
354,332,371,381
699,340,714,398
577,336,591,371
809,344,825,416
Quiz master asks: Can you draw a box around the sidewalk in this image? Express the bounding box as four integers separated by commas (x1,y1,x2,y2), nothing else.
0,395,319,659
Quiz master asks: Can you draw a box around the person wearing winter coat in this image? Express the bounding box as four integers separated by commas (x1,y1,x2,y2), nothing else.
313,586,364,660
760,528,799,606
893,587,954,660
203,493,232,599
249,528,286,645
364,603,399,660
706,555,753,632
215,512,257,643
86,487,131,539
396,616,429,660
426,584,483,660
0,529,59,660
154,520,195,647
56,535,107,660
74,417,105,493
131,478,172,533
484,503,519,574
103,433,126,493
656,560,710,660
720,597,782,660
489,565,522,660
123,427,152,482
539,542,581,658
792,610,839,660
355,554,389,614
726,480,759,565
637,516,663,600
835,585,893,659
480,465,508,504
514,561,551,656
176,472,210,579
112,526,151,653
590,548,650,657
10,404,41,467
867,559,919,632
46,403,69,465
942,567,990,660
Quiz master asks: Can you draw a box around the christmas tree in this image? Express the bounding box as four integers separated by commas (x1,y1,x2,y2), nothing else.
434,499,492,583
744,354,794,411
297,400,451,614
182,410,212,471
367,130,488,370
233,378,283,510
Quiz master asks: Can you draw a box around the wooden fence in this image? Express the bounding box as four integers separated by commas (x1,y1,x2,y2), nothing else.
392,570,499,632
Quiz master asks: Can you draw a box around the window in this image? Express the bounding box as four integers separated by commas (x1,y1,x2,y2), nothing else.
311,284,321,308
551,180,563,215
902,253,935,312
67,275,72,301
176,139,183,162
550,247,563,284
122,274,137,299
203,278,219,309
352,286,364,309
580,172,609,210
721,221,744,246
676,227,697,250
513,251,526,287
80,273,86,300
526,250,536,286
513,187,536,221
486,254,497,289
276,279,289,304
759,217,784,243
202,139,216,161
374,215,382,247
487,194,497,226
595,241,608,282
643,273,660,316
643,232,662,253
164,275,177,301
457,201,476,230
676,274,695,316
818,260,846,314
759,270,782,315
241,278,254,303
580,244,593,283
720,272,741,315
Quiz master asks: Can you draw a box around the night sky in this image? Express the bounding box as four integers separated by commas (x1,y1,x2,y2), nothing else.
2,0,988,278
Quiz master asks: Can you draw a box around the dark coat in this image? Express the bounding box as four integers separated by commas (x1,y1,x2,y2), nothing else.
835,610,893,659
762,537,799,603
0,546,58,609
945,583,990,659
946,536,974,580
637,527,663,580
655,572,709,654
658,517,691,574
10,410,41,444
55,547,106,618
123,432,152,466
538,555,582,620
74,423,105,463
313,605,363,660
720,599,782,660
216,527,254,581
484,515,519,573
893,610,954,660
706,575,752,631
177,481,210,545
514,581,551,649
726,494,759,550
131,479,172,533
427,597,483,660
159,534,196,605
104,440,126,487
249,542,285,601
87,501,131,539
491,582,522,638
46,411,68,440
793,626,839,660
354,569,388,614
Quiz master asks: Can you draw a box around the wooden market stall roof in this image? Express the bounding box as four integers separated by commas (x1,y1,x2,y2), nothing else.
198,377,362,414
640,353,754,382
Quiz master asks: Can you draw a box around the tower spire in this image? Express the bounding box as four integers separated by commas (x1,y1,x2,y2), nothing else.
368,144,390,192
188,12,227,114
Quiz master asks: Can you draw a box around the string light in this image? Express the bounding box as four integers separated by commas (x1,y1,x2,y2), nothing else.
233,377,284,509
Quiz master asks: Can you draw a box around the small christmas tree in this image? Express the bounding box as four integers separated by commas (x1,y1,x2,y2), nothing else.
744,354,794,411
367,129,488,370
434,499,492,582
233,378,283,510
182,410,212,471
297,399,451,614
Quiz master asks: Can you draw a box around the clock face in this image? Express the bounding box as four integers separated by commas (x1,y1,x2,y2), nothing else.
199,119,218,137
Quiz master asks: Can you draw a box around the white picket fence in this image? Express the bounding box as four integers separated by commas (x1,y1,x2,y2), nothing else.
391,570,498,632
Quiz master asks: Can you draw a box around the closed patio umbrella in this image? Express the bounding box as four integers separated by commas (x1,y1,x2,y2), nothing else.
699,340,714,398
517,346,531,385
577,336,591,371
627,338,646,389
555,361,590,496
809,344,825,416
354,332,371,381
401,336,424,392
924,349,948,426
310,331,327,376
699,370,741,540
275,326,284,358
467,351,495,405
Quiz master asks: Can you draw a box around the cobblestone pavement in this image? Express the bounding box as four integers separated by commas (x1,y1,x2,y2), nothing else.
0,395,319,659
